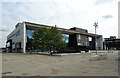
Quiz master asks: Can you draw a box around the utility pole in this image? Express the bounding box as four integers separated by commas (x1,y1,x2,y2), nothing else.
94,22,98,54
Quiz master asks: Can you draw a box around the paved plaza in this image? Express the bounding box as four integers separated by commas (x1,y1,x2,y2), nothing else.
2,51,119,76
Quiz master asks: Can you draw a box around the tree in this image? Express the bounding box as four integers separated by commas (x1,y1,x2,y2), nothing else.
26,37,33,50
51,26,65,52
32,26,65,52
32,27,48,52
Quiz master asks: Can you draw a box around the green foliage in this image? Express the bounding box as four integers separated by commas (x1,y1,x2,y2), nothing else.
26,37,33,50
32,26,66,52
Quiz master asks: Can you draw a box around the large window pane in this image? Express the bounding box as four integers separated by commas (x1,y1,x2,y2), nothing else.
62,34,69,43
27,30,34,38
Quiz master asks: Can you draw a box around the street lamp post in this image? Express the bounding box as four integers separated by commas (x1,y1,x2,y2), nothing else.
94,22,98,54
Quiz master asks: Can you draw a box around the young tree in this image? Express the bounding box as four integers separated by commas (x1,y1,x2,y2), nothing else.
32,27,48,52
26,37,33,51
32,26,65,52
46,26,64,52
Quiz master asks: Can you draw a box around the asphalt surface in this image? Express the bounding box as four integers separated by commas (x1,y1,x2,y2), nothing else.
2,51,119,76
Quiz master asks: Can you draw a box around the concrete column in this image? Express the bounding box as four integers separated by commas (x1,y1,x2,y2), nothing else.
23,22,26,53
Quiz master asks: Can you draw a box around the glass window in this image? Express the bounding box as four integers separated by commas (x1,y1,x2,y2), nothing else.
78,35,81,39
27,30,34,38
78,43,81,45
62,34,69,43
7,42,10,47
16,30,20,37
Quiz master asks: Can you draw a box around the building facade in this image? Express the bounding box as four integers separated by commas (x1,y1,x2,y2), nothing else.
103,36,120,50
6,21,103,53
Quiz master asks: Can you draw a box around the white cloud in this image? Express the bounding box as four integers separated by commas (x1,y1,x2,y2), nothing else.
1,0,119,47
94,0,114,5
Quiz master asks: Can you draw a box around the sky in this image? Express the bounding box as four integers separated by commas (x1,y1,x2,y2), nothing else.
0,0,119,48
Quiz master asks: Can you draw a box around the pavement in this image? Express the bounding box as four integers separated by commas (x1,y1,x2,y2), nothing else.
2,50,119,76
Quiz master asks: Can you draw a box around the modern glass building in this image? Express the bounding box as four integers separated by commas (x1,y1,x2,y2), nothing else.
6,21,103,53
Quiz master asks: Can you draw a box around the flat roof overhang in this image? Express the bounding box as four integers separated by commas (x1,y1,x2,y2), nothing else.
25,22,102,37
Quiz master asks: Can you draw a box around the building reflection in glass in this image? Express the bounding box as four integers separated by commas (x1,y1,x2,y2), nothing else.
62,34,69,43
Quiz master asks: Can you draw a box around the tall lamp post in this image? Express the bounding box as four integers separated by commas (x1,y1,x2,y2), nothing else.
94,22,98,54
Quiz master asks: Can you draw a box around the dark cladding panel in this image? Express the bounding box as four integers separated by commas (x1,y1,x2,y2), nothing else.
68,34,77,48
70,27,88,33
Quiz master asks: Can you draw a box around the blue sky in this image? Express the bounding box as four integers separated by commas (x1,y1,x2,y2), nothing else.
0,0,119,48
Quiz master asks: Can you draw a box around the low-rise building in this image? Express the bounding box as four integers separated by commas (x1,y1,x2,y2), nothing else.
6,21,103,53
103,36,120,50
